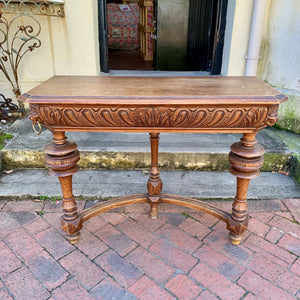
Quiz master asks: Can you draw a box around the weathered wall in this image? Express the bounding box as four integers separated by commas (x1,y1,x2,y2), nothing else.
156,0,189,70
258,0,300,133
258,0,300,92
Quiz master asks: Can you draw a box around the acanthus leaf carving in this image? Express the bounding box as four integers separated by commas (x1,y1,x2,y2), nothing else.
30,104,273,130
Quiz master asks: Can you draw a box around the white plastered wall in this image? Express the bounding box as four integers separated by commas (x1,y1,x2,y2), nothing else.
50,0,100,76
221,0,254,76
258,0,300,92
258,0,300,132
0,0,100,102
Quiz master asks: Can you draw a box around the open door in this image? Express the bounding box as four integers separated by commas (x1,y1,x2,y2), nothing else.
154,0,227,73
98,0,109,73
211,0,228,75
187,0,227,73
98,0,155,72
155,0,190,71
187,0,217,71
153,0,158,69
98,0,227,73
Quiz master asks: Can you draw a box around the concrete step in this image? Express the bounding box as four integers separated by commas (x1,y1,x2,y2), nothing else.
0,169,299,200
1,118,293,172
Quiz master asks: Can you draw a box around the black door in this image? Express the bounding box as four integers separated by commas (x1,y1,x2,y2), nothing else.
98,0,109,73
187,0,227,74
153,0,158,70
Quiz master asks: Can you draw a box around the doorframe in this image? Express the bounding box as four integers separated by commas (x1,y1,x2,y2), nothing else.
211,0,228,75
98,0,109,73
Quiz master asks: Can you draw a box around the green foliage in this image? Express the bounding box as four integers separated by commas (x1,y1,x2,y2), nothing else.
0,133,14,150
38,195,61,204
283,216,300,226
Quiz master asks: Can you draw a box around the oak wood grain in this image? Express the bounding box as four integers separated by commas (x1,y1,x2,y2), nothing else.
20,76,287,105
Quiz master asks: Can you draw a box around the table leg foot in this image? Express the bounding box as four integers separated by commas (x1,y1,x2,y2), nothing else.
69,235,80,245
150,202,159,219
227,208,249,245
147,133,163,219
61,218,82,244
60,202,82,244
230,234,242,246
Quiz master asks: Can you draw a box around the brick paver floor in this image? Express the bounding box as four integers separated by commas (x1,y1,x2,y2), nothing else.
0,198,299,299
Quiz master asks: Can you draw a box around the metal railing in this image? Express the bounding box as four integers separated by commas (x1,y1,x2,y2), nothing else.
0,13,41,101
0,0,64,120
0,0,64,17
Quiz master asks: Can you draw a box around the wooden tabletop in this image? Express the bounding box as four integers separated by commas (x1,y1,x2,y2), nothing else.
20,76,287,105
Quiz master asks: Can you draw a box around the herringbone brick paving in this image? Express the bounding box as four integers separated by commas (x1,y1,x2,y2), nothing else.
0,199,299,299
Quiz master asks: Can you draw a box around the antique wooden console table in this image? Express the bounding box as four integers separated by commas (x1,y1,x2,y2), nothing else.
20,76,288,245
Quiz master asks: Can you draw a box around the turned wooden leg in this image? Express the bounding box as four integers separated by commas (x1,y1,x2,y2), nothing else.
147,133,163,219
228,133,265,245
44,132,81,244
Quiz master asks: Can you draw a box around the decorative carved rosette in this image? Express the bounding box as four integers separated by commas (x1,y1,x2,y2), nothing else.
29,104,43,124
28,110,41,124
263,104,279,126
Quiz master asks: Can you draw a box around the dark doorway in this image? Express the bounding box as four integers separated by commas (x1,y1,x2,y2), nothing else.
98,0,109,73
98,0,227,74
187,0,228,74
98,0,155,72
187,0,217,71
